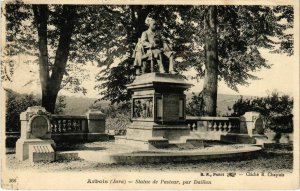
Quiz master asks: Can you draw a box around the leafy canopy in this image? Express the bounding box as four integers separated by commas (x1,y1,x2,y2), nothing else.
3,4,293,103
97,5,293,104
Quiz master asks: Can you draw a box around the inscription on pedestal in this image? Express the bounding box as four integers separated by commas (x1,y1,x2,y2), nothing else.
163,95,179,121
254,118,264,134
29,115,49,138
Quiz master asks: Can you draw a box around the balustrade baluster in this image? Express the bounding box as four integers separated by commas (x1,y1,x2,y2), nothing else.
51,123,54,133
67,119,72,131
224,121,229,131
220,121,224,131
213,121,218,131
192,123,196,131
62,120,66,132
58,120,61,132
71,120,75,131
210,121,213,131
187,123,191,130
208,121,212,131
52,119,57,133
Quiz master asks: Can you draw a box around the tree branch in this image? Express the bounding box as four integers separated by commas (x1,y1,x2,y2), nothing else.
50,5,77,93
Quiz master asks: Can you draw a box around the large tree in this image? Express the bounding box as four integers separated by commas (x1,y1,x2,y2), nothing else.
4,3,123,113
163,5,293,116
197,6,294,116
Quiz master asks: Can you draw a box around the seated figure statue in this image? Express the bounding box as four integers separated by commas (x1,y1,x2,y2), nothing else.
133,18,176,75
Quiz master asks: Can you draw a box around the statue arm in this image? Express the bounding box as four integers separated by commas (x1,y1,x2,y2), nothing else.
141,32,152,48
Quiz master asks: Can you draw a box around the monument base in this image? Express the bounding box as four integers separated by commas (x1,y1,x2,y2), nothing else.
115,122,203,150
115,136,204,150
127,122,190,142
117,72,203,150
16,138,56,161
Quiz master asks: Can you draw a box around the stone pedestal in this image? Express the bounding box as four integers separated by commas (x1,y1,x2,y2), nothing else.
240,111,264,137
15,106,56,162
116,73,202,149
86,109,109,141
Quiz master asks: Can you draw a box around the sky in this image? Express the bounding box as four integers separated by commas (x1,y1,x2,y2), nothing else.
1,48,298,99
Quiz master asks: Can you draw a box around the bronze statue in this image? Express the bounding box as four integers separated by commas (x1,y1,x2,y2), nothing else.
133,18,176,75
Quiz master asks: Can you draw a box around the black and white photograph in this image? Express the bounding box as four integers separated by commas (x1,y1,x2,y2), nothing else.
1,0,299,189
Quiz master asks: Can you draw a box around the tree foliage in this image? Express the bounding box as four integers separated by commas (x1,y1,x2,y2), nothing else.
231,91,293,133
97,5,293,110
95,5,193,104
3,4,294,114
4,3,126,112
186,92,205,116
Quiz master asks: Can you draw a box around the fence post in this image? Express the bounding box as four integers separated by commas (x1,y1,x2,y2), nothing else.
85,109,108,142
86,109,106,133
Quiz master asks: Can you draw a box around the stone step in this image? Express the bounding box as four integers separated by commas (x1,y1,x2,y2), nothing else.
28,144,55,164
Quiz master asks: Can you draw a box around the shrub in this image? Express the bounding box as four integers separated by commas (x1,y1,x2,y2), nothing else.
90,101,131,134
5,89,66,132
186,92,205,116
231,90,293,133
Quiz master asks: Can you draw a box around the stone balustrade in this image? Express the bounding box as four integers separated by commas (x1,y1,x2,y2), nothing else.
186,116,240,133
51,115,88,133
50,111,108,143
6,109,108,147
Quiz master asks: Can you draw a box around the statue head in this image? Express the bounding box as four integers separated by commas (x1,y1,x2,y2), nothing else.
145,17,157,31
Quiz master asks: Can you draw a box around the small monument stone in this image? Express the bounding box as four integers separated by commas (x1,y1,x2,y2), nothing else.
240,111,265,137
16,106,55,162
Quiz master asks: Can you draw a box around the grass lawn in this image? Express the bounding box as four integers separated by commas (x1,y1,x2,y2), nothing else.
5,143,293,173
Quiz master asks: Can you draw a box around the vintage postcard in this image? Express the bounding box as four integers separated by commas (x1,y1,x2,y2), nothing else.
1,0,299,190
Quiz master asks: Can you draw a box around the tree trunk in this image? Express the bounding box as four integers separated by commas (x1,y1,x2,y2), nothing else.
203,6,218,116
47,5,76,113
33,5,51,111
33,5,76,113
42,91,58,113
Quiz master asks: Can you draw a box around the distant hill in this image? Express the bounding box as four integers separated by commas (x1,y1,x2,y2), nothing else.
186,93,257,116
63,96,110,115
216,94,258,116
3,89,257,116
64,93,257,116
